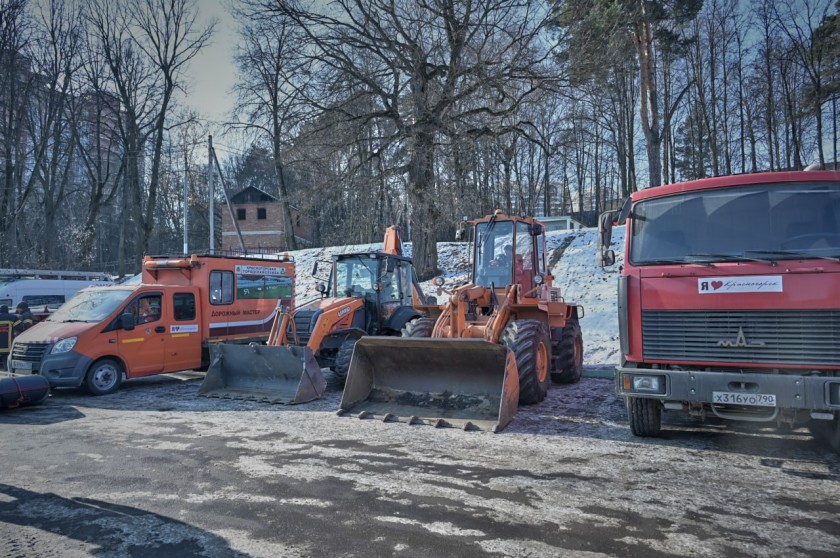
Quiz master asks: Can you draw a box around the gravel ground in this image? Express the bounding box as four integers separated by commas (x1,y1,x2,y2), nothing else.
1,371,838,557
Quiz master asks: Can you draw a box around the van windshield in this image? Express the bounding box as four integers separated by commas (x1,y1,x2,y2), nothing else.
47,289,133,323
630,181,840,265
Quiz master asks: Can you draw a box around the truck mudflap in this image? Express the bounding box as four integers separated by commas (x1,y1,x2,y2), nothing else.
198,343,326,404
337,338,519,432
0,373,50,409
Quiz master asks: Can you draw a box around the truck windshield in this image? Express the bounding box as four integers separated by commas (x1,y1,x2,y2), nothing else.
630,181,840,265
47,289,133,323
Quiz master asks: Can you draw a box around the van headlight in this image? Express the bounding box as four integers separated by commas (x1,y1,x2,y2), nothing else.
51,337,77,354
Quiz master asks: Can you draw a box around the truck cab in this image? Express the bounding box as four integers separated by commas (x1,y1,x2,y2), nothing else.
603,171,840,448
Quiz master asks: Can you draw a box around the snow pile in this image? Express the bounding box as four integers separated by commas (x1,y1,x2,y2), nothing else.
287,225,626,367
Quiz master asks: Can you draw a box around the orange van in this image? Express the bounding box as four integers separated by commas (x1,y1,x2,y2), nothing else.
8,254,294,394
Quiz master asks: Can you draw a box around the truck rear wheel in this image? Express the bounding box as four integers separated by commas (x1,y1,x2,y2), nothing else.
626,396,661,437
333,337,357,386
401,317,434,338
85,358,123,396
551,319,583,384
502,319,551,405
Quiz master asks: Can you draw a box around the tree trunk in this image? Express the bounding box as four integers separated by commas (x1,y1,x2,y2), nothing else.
408,128,439,280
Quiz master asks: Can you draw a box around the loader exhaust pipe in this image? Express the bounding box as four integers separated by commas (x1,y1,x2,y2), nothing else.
338,338,519,432
198,343,326,404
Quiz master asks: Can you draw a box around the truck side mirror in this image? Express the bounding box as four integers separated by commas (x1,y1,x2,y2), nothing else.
599,249,616,267
120,313,135,331
312,261,318,275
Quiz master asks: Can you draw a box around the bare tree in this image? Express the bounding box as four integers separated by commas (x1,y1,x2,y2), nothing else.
263,0,559,278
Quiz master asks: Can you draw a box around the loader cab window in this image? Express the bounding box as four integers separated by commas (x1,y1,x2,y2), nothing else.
515,222,537,295
474,220,514,288
334,256,377,299
210,270,234,305
379,259,411,303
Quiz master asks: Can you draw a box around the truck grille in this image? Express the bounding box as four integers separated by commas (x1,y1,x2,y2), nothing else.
11,342,49,363
290,309,320,345
642,310,840,366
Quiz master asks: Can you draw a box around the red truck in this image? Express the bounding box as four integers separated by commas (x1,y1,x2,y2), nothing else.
599,170,840,451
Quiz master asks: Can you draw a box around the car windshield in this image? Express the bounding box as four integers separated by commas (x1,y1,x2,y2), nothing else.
630,181,840,265
47,289,133,323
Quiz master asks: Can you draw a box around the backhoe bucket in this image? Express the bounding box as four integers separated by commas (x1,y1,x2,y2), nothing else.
198,343,326,404
338,338,519,432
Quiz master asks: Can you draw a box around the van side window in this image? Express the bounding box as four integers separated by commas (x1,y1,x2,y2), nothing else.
126,294,162,325
23,294,65,306
174,293,196,320
210,271,234,305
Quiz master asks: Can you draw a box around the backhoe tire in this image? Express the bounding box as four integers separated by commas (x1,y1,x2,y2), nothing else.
502,319,551,405
333,337,357,386
551,320,583,384
626,396,662,437
401,317,434,338
85,358,123,396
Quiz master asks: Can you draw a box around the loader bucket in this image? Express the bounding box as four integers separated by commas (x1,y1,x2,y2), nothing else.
338,338,519,432
198,343,326,404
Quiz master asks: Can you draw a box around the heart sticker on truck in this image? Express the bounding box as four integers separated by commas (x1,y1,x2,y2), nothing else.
698,276,783,294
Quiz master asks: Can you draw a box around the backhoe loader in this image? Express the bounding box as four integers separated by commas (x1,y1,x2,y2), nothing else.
339,212,584,431
198,227,430,404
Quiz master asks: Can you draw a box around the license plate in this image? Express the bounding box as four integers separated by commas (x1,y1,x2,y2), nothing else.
10,359,32,371
712,391,776,407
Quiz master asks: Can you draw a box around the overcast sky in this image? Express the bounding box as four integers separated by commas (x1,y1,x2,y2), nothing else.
185,1,238,130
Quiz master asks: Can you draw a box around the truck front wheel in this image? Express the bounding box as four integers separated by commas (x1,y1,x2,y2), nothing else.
626,396,662,437
85,358,123,396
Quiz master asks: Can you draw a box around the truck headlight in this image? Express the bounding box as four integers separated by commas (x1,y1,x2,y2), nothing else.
623,373,666,394
51,337,78,354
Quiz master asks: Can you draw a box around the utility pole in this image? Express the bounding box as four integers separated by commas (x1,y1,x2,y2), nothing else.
208,135,214,252
183,139,190,256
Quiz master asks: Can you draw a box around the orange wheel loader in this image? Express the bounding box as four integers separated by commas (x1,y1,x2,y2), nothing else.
338,212,584,431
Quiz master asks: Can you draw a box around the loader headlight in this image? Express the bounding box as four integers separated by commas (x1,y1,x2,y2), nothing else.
316,283,327,294
622,374,666,394
51,337,77,354
534,274,544,285
433,276,445,287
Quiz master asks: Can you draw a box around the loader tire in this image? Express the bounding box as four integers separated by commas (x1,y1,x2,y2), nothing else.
502,319,551,405
626,396,662,437
551,320,583,384
333,337,357,386
401,317,434,338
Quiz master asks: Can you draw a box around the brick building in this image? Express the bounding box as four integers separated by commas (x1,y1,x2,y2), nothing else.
221,186,314,252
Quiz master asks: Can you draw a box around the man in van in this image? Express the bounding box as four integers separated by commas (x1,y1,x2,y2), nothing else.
14,302,34,335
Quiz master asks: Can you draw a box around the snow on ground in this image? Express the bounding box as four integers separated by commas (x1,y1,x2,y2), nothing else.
285,225,626,368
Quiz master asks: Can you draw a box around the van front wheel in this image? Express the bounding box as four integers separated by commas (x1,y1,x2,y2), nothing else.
85,358,123,395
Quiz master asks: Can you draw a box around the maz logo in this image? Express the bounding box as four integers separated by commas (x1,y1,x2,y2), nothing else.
716,327,766,348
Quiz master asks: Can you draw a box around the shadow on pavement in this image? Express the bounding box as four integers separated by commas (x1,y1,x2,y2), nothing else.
0,483,242,557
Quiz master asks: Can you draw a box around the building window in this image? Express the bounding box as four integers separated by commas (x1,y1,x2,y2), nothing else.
257,207,267,220
237,208,246,220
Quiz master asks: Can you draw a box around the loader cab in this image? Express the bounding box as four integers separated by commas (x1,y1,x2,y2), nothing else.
472,216,545,296
329,253,422,332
